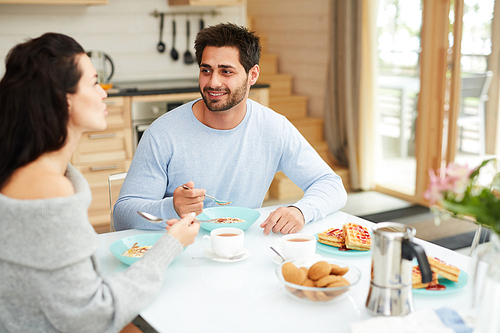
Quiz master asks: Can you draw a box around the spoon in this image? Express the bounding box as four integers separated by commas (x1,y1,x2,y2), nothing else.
183,18,195,65
157,13,166,53
137,211,218,224
270,246,286,262
181,184,232,205
170,18,179,61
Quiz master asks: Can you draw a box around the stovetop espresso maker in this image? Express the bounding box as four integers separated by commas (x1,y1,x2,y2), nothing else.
366,222,432,316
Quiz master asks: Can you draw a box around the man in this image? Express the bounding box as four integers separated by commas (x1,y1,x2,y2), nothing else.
113,23,347,235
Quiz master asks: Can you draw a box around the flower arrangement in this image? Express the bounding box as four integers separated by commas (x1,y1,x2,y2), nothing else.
424,159,500,237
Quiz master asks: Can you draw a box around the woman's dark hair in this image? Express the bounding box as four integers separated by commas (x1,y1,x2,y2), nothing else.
194,23,261,73
0,33,85,188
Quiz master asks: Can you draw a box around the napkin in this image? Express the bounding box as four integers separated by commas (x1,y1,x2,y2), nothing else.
350,307,473,333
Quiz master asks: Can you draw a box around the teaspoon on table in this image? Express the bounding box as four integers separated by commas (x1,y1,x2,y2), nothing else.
181,184,232,205
270,246,286,262
137,211,218,224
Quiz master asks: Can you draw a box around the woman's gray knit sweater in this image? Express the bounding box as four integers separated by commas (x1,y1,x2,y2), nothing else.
0,164,182,333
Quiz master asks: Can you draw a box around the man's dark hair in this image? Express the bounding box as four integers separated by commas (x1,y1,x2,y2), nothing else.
0,33,85,188
194,23,261,73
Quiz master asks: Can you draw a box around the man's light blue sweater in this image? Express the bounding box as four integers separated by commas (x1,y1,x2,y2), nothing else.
114,99,347,230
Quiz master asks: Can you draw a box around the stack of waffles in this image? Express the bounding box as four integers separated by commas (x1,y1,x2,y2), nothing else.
317,223,371,251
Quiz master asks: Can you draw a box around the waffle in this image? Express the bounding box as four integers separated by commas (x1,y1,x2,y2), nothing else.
427,256,460,282
343,223,371,251
412,266,438,289
317,228,345,248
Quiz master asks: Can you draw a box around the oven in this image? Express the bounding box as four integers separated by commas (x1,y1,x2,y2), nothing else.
131,97,194,152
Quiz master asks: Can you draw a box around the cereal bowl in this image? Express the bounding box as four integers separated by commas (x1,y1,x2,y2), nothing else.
275,258,362,303
109,233,163,266
196,206,261,232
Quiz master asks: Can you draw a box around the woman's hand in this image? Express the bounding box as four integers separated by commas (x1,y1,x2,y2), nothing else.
166,212,200,247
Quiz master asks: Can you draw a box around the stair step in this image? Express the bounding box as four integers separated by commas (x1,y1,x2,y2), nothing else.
270,95,308,119
290,117,324,143
260,54,278,75
311,142,350,184
268,171,304,200
257,74,292,97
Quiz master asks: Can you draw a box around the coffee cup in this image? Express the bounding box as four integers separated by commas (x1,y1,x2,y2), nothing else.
202,227,244,258
276,233,316,260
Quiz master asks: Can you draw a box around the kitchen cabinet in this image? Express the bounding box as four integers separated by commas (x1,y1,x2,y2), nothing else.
72,96,132,233
0,0,107,4
168,0,245,6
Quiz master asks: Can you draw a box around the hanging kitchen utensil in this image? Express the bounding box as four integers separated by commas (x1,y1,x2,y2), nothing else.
199,15,205,31
183,17,195,65
170,18,179,61
157,13,166,53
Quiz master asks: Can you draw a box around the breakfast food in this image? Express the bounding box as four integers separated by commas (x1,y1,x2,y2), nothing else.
343,223,371,251
317,228,345,247
412,266,438,289
281,261,351,302
308,261,332,280
427,256,461,282
317,224,371,251
213,217,245,224
122,242,152,258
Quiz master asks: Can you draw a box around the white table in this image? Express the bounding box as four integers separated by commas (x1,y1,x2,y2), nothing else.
96,206,477,333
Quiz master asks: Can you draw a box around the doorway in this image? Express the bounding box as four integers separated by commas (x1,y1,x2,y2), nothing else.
373,0,498,205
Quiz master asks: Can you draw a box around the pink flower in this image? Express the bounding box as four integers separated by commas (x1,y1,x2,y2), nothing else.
424,163,473,204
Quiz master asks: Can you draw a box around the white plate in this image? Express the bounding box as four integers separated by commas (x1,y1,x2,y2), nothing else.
272,253,321,265
203,247,252,263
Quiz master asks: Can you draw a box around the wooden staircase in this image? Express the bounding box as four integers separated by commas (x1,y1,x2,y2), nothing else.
257,36,350,202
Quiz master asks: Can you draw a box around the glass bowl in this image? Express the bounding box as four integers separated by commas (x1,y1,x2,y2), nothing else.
275,258,362,303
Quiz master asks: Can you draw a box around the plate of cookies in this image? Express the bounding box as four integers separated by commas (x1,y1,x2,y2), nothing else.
412,256,468,295
276,258,361,303
315,223,371,256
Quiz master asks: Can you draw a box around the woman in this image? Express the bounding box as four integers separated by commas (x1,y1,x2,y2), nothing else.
0,33,200,333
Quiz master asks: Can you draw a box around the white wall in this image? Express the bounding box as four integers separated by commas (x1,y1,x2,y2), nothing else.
0,0,246,81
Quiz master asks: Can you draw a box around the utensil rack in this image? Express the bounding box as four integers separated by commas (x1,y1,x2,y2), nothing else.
150,9,220,18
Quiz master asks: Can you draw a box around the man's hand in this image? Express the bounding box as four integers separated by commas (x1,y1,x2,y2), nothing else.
260,206,305,235
173,181,205,217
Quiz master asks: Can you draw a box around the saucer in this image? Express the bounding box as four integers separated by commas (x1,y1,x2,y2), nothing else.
272,253,321,265
203,247,252,263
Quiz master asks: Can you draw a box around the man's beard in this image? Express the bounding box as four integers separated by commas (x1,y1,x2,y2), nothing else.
200,80,248,112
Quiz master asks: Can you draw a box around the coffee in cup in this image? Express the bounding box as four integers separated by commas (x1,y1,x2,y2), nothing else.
202,227,244,258
276,233,316,260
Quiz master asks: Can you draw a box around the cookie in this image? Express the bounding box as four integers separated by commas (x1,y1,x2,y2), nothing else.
315,275,342,287
330,264,349,276
308,261,331,280
282,262,308,285
302,278,318,301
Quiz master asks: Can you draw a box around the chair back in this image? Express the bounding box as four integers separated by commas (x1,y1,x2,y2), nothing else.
108,172,127,232
461,71,493,100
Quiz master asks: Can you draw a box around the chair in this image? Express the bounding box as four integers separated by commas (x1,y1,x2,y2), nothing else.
108,172,127,232
457,71,493,156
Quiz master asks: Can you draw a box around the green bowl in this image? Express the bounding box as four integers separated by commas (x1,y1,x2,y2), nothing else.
109,233,164,265
197,206,261,232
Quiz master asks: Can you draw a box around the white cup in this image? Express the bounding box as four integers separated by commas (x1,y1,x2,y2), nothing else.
276,233,316,261
202,228,244,258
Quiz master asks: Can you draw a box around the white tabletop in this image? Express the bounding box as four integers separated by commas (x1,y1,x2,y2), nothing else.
96,206,477,333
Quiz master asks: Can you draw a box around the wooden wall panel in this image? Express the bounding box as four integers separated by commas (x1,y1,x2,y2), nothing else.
248,0,330,118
